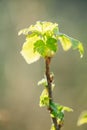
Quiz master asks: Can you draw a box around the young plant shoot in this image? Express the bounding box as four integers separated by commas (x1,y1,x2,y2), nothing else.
18,21,84,130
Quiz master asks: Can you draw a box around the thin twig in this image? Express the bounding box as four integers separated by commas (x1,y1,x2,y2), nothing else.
45,57,60,130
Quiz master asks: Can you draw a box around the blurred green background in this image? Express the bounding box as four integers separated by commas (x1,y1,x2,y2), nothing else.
0,0,87,130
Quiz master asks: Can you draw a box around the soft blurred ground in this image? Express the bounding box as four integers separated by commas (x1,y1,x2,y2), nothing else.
0,0,87,130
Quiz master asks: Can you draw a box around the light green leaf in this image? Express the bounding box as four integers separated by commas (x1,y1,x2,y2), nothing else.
58,33,84,57
58,33,72,51
62,106,73,112
29,21,59,36
39,89,49,107
70,38,84,58
77,111,87,126
20,35,40,64
29,22,42,34
42,22,59,35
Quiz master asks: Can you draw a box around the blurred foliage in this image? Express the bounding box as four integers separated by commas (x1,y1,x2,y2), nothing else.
77,111,87,126
0,0,87,130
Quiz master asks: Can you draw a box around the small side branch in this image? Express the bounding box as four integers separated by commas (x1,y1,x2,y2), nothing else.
45,57,60,130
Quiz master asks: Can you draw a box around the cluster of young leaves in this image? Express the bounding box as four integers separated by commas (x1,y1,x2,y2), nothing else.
18,21,84,64
77,111,87,126
38,74,73,129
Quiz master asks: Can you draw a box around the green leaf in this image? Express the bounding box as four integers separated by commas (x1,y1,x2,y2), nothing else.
50,101,73,122
58,33,84,57
34,38,57,57
39,89,49,107
77,111,87,126
20,35,41,64
34,40,47,56
50,102,64,120
46,37,58,52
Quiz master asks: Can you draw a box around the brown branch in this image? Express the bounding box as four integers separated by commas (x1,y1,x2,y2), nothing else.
45,57,60,130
